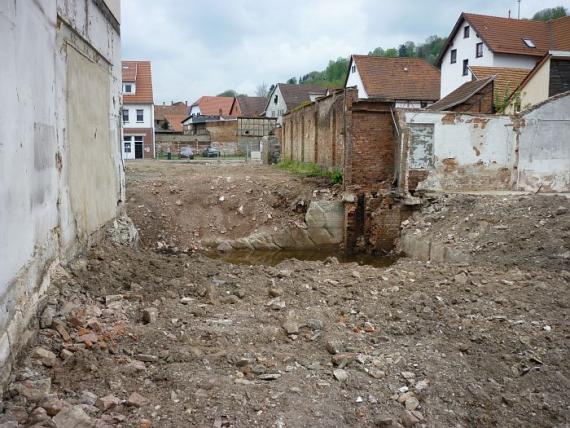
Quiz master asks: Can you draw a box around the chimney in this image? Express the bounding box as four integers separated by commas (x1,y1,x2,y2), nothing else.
508,9,511,18
219,108,222,116
185,100,188,106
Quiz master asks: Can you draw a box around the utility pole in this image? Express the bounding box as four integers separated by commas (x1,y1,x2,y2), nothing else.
517,0,521,19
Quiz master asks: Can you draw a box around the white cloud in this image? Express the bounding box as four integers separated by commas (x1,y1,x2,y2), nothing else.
121,0,567,103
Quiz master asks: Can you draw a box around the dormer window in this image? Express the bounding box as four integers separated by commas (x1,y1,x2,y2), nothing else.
123,83,135,94
463,26,470,38
351,64,356,73
522,38,535,48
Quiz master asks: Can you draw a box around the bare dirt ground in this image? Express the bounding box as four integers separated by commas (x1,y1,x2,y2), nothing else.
1,162,569,428
126,161,338,251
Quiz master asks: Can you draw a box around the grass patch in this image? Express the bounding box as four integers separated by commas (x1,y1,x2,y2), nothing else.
277,160,343,183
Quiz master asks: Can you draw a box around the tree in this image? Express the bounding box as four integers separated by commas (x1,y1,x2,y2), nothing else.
217,89,238,97
255,82,269,97
286,77,298,84
532,6,567,20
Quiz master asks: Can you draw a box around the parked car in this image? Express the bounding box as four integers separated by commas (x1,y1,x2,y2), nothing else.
202,147,221,158
179,147,194,159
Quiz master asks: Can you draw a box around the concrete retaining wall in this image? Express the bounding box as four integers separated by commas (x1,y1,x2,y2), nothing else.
0,0,122,390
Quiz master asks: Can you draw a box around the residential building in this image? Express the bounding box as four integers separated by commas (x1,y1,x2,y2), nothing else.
155,101,199,158
470,66,530,107
437,13,570,97
507,51,570,112
345,55,440,108
230,96,268,117
264,84,327,125
181,115,239,155
190,96,235,116
122,61,155,159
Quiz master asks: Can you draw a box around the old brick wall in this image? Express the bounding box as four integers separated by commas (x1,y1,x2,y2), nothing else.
281,89,357,169
207,120,237,143
344,100,396,190
155,133,199,156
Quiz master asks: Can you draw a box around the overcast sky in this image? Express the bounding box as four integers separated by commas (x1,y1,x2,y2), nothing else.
121,0,567,104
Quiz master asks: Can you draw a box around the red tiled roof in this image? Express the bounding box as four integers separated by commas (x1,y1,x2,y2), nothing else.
191,96,235,116
428,77,494,111
276,84,327,110
470,66,530,102
232,96,268,117
122,60,153,104
436,13,570,66
350,55,440,101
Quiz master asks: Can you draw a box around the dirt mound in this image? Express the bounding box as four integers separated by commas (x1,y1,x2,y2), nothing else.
126,161,338,251
1,237,568,427
401,193,570,269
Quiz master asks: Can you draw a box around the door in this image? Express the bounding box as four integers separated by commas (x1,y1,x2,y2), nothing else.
122,136,135,160
134,136,144,159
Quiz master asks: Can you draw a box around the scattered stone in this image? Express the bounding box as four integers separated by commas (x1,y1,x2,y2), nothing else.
401,371,415,380
217,241,233,252
414,379,429,392
41,398,66,416
180,297,194,305
356,396,364,403
52,405,95,428
543,325,552,332
404,396,420,411
325,339,342,355
139,418,152,428
127,392,150,407
268,297,286,310
252,365,266,375
374,415,396,427
80,391,98,406
333,369,348,383
351,271,361,279
400,410,424,427
277,269,292,278
369,368,386,379
555,206,568,216
105,295,123,306
454,272,468,284
268,287,284,297
142,307,158,324
52,320,72,342
32,347,57,367
282,312,299,335
258,373,281,380
331,353,354,367
305,319,324,331
40,307,54,328
95,394,120,411
175,199,182,206
135,354,159,363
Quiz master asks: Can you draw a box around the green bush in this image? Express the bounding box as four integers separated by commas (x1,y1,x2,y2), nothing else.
277,161,343,184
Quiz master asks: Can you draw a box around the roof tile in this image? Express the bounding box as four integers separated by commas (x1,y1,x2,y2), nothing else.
122,60,153,104
428,77,494,111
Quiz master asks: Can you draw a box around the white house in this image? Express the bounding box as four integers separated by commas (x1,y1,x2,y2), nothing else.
122,61,155,159
436,13,570,98
344,55,441,108
264,83,327,125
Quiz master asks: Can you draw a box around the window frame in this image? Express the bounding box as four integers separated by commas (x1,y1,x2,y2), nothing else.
462,59,469,76
136,109,144,122
351,64,356,73
122,109,129,123
476,42,483,58
463,26,470,38
450,49,457,64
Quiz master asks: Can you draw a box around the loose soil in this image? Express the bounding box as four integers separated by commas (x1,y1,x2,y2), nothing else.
1,162,569,428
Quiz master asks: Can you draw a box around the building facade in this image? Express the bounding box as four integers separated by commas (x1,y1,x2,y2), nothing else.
122,61,155,159
437,13,570,97
264,84,327,125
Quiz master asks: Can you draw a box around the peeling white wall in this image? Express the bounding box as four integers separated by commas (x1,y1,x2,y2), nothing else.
517,95,570,192
0,0,122,389
403,111,516,191
400,95,570,193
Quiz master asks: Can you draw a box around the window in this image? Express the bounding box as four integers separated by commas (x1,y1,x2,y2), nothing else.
122,109,129,123
420,101,428,108
124,141,132,153
134,136,143,143
522,38,535,48
351,64,356,73
124,84,132,93
136,109,144,122
274,95,278,104
463,26,470,38
462,59,469,76
450,49,457,64
476,42,483,58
